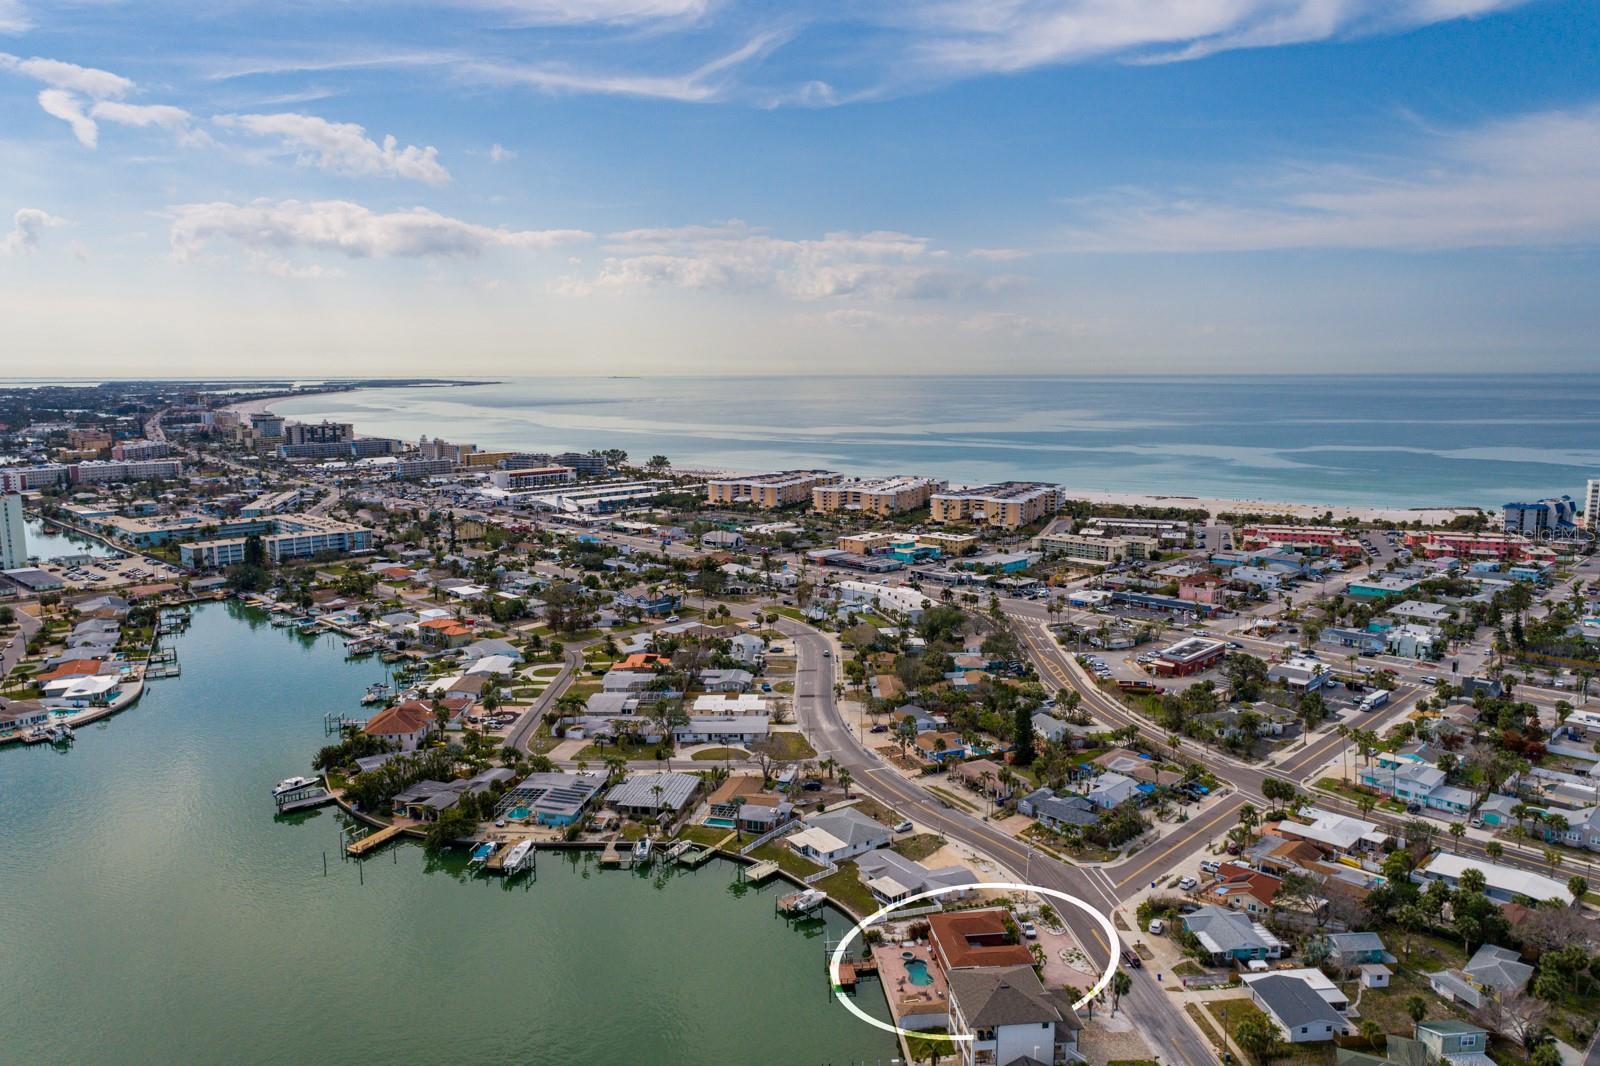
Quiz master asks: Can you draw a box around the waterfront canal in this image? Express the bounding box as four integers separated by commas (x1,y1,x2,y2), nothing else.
0,602,896,1065
24,515,119,560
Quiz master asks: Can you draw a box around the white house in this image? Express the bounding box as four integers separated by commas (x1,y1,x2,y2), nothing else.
947,965,1082,1066
787,808,891,864
1248,974,1348,1044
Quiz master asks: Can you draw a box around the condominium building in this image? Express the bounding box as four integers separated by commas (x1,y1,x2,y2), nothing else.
283,421,353,447
67,429,113,452
248,412,286,438
416,438,476,464
1033,530,1156,567
0,492,26,570
70,459,183,484
277,438,401,460
110,440,171,461
811,475,945,516
838,531,901,555
489,465,577,490
1084,516,1190,543
0,464,70,492
930,482,1061,529
178,514,373,569
911,531,980,557
1503,496,1579,535
1586,479,1600,529
392,457,456,479
706,470,839,509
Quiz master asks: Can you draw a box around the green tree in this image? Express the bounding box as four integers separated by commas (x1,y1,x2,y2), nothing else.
1012,703,1036,766
1235,1014,1283,1064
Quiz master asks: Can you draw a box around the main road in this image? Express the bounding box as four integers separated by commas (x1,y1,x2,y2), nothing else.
776,617,1221,1066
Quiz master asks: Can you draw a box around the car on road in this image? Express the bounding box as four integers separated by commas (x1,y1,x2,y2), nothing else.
822,649,831,657
1421,675,1439,685
893,820,913,833
1120,948,1142,968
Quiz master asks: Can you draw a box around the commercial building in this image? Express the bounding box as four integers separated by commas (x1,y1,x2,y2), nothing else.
488,465,578,490
0,464,70,491
249,412,286,438
837,531,901,555
71,459,183,484
1404,530,1532,561
491,479,669,513
1503,496,1579,536
1083,516,1190,543
831,579,934,620
1149,637,1228,677
811,475,945,516
1268,656,1331,692
1033,530,1156,567
706,469,840,508
930,482,1061,529
0,493,26,570
110,440,171,461
178,514,373,569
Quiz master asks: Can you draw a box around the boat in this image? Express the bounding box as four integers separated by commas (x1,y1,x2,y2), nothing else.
360,682,391,706
632,837,654,865
777,889,828,915
468,840,498,867
46,724,74,744
502,839,535,875
269,614,293,628
272,775,319,797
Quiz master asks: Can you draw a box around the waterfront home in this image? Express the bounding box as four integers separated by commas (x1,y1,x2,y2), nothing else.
497,771,605,827
1411,853,1575,905
416,617,474,649
1182,905,1285,965
36,658,119,683
928,910,1036,971
391,769,514,821
855,849,978,905
1428,944,1534,1009
705,776,794,833
363,701,436,750
0,697,49,732
946,964,1082,1066
1017,788,1100,830
787,808,891,865
604,772,700,819
1414,1020,1492,1063
1248,973,1348,1044
42,673,121,706
376,610,418,630
464,655,516,677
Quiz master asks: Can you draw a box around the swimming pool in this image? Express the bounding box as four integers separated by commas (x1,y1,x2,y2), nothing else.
508,806,531,821
905,959,933,987
703,817,736,829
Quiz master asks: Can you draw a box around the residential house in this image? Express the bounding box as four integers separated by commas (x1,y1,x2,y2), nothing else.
1321,932,1394,969
1018,788,1101,830
698,668,753,693
787,807,892,864
855,849,979,905
461,637,521,663
1277,807,1391,856
1182,905,1285,965
1085,771,1141,810
1412,853,1576,905
1428,944,1534,1009
1248,973,1348,1044
946,965,1083,1066
363,701,436,750
1204,862,1283,917
497,771,604,827
951,758,1016,800
604,772,701,818
672,716,769,745
1414,1020,1492,1064
928,910,1038,971
914,731,970,763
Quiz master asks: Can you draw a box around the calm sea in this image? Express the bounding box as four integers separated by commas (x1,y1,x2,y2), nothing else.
273,374,1598,509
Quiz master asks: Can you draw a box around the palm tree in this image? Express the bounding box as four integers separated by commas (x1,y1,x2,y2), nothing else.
1449,822,1465,852
838,768,853,798
1110,969,1132,1013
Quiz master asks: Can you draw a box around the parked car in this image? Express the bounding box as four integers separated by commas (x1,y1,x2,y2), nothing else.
801,780,823,792
1020,922,1037,940
1199,859,1220,875
870,724,888,733
1177,876,1198,891
893,820,913,833
1147,918,1167,936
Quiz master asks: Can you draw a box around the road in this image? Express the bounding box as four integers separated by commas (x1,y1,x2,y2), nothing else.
776,617,1221,1066
2,602,42,681
505,647,585,754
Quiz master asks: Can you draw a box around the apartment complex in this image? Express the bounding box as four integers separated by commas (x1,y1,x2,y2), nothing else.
489,465,578,490
1084,516,1190,543
0,465,70,492
706,470,839,508
110,440,171,461
1586,479,1600,529
392,457,456,479
178,514,373,569
0,459,180,490
1034,530,1156,567
283,421,353,447
0,492,26,570
930,482,1061,529
811,475,945,516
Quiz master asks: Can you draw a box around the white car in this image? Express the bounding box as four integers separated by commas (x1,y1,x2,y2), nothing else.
1177,875,1198,891
893,820,913,833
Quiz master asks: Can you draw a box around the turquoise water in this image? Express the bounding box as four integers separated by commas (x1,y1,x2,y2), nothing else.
270,373,1600,507
906,959,933,987
704,816,737,828
0,602,894,1065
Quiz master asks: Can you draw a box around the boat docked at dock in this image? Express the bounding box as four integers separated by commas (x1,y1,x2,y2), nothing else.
46,724,74,745
631,837,653,866
272,775,319,798
501,839,535,876
468,840,498,868
777,889,827,916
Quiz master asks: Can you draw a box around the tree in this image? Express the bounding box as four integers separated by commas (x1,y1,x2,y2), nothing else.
1110,969,1132,1013
838,768,853,798
1234,1014,1284,1065
1405,995,1428,1023
1012,703,1036,766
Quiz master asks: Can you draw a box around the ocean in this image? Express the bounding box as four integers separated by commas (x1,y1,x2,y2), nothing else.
269,374,1600,509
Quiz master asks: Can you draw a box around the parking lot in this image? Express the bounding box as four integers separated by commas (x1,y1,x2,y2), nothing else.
35,553,188,591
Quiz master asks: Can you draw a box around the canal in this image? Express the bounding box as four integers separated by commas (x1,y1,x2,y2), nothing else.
24,514,119,561
0,602,896,1065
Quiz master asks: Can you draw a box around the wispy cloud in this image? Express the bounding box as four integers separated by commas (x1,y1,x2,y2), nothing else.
167,198,592,265
3,207,64,254
1057,103,1600,252
213,112,450,184
1,54,134,97
459,0,712,27
37,88,98,146
0,2,30,34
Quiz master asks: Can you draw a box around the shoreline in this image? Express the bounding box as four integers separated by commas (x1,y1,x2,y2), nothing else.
232,388,1490,525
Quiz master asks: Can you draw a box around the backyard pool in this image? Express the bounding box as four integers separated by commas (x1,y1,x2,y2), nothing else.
703,817,736,829
905,959,933,987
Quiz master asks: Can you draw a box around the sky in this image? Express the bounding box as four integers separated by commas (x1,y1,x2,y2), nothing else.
1,0,1597,377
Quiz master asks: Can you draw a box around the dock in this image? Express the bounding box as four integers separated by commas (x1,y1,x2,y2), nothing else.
274,787,334,813
346,823,405,856
676,846,715,868
777,888,827,916
741,859,781,883
599,834,634,868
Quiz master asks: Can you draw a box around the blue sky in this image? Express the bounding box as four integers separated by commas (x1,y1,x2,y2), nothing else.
1,0,1597,376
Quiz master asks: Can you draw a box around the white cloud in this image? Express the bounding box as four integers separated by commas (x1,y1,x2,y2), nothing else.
889,0,1532,78
1058,103,1600,252
90,101,211,147
1,54,134,97
214,112,451,184
577,220,1002,301
488,142,516,162
0,2,30,34
37,89,97,146
167,198,591,264
3,207,64,254
462,0,710,25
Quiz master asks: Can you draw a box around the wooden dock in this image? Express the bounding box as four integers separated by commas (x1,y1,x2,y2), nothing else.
742,859,781,883
599,834,634,868
275,787,334,814
346,823,405,856
676,846,715,868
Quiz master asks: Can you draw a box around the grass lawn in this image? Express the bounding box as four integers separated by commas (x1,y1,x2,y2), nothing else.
690,747,750,761
891,833,947,861
757,731,816,760
567,679,603,699
528,665,563,677
1170,960,1207,978
748,842,824,879
849,795,901,826
676,824,735,848
926,784,979,812
573,738,665,762
1208,999,1333,1066
812,861,879,918
772,606,809,623
773,681,794,694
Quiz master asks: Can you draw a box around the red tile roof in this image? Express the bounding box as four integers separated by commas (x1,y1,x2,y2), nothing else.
928,909,1035,970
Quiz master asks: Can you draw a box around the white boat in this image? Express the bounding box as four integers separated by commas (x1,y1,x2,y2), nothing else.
778,888,828,915
46,724,74,744
503,839,535,874
632,837,654,864
272,775,318,797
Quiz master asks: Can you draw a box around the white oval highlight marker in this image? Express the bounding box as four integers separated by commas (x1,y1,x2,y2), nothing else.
826,881,1120,1042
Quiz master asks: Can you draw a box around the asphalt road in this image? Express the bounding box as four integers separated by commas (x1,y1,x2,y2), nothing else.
776,617,1222,1066
505,647,584,754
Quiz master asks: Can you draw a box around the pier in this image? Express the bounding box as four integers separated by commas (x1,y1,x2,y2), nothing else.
345,823,405,856
676,846,715,869
599,834,634,868
274,786,335,814
740,859,781,883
